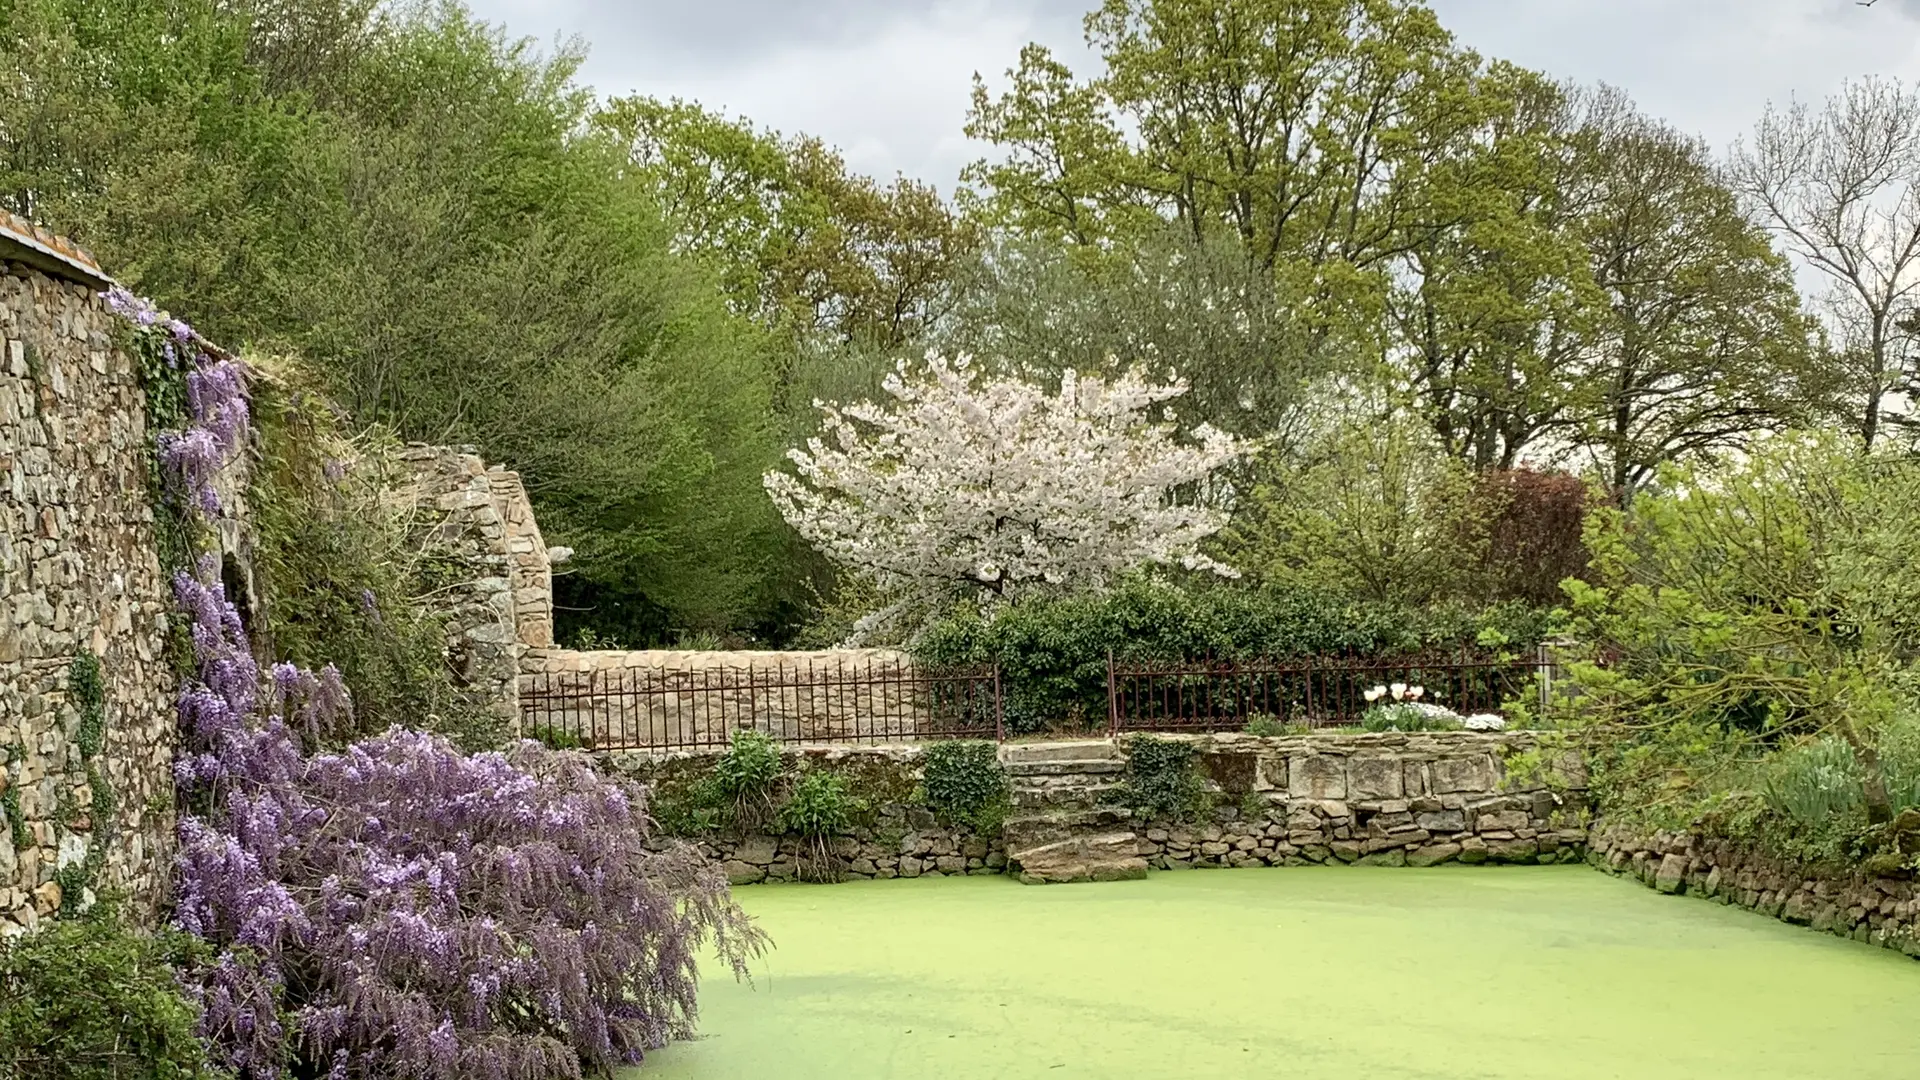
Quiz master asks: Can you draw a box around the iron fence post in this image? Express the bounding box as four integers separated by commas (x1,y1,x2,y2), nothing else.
1107,648,1119,737
993,663,1005,743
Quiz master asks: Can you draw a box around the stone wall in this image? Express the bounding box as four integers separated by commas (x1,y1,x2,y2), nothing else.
596,742,1006,883
396,445,555,737
0,255,177,932
522,648,940,747
1005,732,1587,883
1141,732,1589,869
1588,824,1920,958
601,732,1582,888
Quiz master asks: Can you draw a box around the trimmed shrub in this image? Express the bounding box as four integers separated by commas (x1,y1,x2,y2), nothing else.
915,578,1548,733
0,911,220,1079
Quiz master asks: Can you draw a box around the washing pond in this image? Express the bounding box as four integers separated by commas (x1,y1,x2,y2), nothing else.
633,865,1920,1079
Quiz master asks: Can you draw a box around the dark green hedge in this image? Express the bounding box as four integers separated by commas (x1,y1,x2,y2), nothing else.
914,579,1550,734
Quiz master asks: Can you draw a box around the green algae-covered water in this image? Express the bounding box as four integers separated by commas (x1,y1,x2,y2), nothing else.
635,866,1920,1079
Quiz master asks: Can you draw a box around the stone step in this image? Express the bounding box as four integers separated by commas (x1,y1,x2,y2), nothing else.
1011,783,1123,810
1002,807,1134,849
1002,758,1126,778
1008,831,1149,885
999,739,1120,765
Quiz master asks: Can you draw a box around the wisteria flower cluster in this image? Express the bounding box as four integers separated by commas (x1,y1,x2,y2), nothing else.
170,544,761,1079
764,352,1243,636
104,285,251,514
106,284,765,1079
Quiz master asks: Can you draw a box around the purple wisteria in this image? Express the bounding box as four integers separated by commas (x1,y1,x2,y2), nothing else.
106,289,764,1079
104,285,251,514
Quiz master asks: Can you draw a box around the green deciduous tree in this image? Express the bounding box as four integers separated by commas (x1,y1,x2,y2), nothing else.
935,226,1317,439
1562,434,1920,827
0,0,800,643
597,95,980,349
1220,413,1481,606
1569,89,1818,497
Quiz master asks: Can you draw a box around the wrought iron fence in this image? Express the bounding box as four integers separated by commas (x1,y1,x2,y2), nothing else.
518,659,1002,751
1107,650,1550,734
518,649,1554,750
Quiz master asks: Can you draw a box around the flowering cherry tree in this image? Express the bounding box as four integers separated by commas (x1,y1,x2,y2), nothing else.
766,354,1243,631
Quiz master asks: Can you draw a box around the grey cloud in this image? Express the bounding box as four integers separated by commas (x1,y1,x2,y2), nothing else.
478,0,1087,75
468,0,1920,189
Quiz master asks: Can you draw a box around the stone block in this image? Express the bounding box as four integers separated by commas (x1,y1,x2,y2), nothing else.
1475,810,1530,833
1348,756,1403,799
1430,755,1492,794
1407,842,1462,867
1416,810,1467,833
1654,853,1687,894
721,860,765,885
1288,754,1346,800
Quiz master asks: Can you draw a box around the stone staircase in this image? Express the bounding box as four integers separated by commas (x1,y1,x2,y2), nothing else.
999,740,1148,884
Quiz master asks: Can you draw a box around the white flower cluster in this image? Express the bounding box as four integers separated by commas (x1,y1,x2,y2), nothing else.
1360,683,1507,731
765,353,1244,624
1363,682,1426,703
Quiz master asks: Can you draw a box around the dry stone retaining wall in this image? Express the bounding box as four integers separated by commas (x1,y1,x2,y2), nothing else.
0,259,177,932
1138,732,1589,870
596,742,1006,883
1005,732,1588,882
1588,823,1920,958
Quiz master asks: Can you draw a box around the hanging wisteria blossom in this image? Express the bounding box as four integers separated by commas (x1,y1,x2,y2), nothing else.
105,290,764,1079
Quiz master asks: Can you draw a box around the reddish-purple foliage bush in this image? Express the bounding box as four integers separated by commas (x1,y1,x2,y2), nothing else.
109,294,764,1079
1472,469,1593,607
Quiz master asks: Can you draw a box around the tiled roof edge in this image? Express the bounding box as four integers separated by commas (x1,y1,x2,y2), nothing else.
0,210,114,290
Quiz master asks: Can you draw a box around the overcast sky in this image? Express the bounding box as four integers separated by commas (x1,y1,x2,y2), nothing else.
463,0,1920,191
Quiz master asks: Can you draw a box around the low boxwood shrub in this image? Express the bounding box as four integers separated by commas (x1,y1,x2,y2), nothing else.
0,909,220,1079
915,578,1547,734
920,740,1010,833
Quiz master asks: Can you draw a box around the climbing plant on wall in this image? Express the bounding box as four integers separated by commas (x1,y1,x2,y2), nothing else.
103,287,764,1080
54,651,116,916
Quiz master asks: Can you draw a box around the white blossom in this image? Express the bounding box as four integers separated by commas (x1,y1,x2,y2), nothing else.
765,353,1244,628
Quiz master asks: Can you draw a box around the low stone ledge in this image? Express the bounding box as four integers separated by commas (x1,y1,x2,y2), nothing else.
1587,822,1920,958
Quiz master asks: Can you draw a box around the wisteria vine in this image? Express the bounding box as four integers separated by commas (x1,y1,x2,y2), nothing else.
107,290,762,1079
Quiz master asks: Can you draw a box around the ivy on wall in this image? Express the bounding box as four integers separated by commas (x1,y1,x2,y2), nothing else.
1120,736,1204,822
55,651,117,916
0,744,24,851
920,740,1010,833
